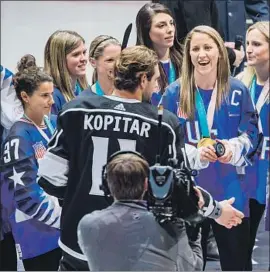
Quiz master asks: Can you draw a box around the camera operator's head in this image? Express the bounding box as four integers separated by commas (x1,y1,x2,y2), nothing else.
114,45,160,102
106,153,149,200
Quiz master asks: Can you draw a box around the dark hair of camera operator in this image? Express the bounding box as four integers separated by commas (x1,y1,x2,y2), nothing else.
107,153,149,200
78,153,203,271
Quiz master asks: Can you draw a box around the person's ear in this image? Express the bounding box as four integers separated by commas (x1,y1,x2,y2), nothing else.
144,177,148,192
89,57,97,68
140,73,147,89
20,91,29,104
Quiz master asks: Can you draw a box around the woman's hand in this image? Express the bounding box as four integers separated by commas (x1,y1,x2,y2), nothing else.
216,139,233,164
198,145,218,163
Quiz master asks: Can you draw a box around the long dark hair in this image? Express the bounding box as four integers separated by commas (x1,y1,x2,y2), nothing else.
136,3,183,91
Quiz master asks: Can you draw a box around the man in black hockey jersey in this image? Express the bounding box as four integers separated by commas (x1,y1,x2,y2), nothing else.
38,45,244,270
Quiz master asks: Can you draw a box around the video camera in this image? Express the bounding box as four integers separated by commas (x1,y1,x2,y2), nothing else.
99,104,203,224
147,159,203,224
146,104,203,224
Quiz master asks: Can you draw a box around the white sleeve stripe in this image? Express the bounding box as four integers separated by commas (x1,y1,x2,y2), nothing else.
44,204,61,228
28,193,61,228
47,129,63,152
50,216,61,228
197,186,214,217
181,147,188,167
38,152,69,187
37,193,61,227
228,133,252,166
185,144,209,170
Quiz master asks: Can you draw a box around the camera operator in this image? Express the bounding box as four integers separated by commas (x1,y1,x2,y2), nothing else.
38,45,244,270
78,151,203,271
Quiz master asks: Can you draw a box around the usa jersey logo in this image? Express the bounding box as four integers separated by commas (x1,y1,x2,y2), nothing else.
32,141,46,159
177,106,188,124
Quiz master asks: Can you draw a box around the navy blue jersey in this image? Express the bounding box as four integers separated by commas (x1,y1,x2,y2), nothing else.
243,81,269,205
51,87,66,115
163,77,260,216
52,83,85,115
0,115,61,259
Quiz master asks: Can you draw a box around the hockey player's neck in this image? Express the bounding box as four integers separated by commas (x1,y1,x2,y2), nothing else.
255,63,269,84
194,70,217,90
155,47,170,61
112,89,142,101
24,109,45,126
98,78,114,95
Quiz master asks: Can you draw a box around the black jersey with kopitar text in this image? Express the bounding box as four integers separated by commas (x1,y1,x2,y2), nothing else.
37,94,193,260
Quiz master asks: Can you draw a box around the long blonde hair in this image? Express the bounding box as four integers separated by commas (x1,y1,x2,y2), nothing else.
44,30,88,102
241,21,269,88
180,25,230,119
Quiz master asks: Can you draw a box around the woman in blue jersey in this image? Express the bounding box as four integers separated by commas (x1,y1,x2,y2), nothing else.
0,65,18,271
136,3,182,92
86,35,121,96
237,21,269,270
162,25,260,270
1,56,62,270
44,30,89,114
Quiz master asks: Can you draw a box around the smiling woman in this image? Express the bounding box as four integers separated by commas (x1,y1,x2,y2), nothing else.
236,21,269,271
0,55,62,270
86,35,121,96
162,25,261,271
44,30,89,114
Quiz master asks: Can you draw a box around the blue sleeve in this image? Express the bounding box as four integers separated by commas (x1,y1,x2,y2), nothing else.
162,80,180,115
245,0,269,22
1,134,61,228
52,88,67,115
240,83,262,159
1,65,13,83
227,79,262,167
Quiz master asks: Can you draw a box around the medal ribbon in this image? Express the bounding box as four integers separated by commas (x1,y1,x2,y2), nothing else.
75,81,83,96
195,82,217,138
95,81,105,96
168,61,176,84
250,76,269,133
250,76,269,114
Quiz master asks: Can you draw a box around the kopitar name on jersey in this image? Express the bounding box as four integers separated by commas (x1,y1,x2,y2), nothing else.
84,113,151,138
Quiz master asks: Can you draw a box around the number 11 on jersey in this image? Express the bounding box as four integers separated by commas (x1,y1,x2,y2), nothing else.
89,136,136,195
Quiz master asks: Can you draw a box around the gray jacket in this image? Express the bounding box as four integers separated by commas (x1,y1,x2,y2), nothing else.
78,201,203,271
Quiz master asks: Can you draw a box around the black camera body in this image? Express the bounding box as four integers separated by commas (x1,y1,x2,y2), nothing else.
147,162,203,224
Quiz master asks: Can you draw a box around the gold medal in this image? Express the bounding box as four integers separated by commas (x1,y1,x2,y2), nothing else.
197,137,216,148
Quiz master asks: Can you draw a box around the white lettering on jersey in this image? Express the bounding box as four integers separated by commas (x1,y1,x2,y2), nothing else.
84,114,151,138
104,115,114,130
114,116,121,131
261,136,270,160
186,121,218,144
3,138,20,163
231,90,242,106
90,136,136,195
186,121,200,144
